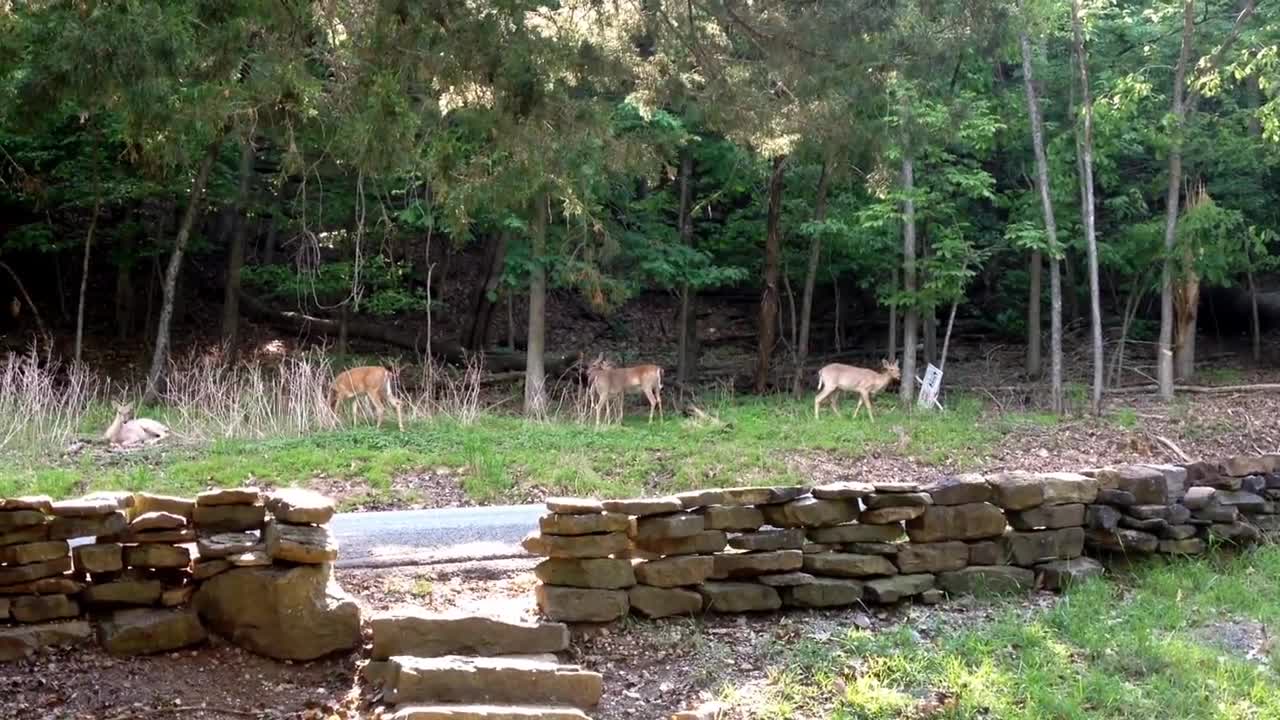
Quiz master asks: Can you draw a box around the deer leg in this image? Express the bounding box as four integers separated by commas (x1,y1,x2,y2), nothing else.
644,388,657,423
852,394,862,419
389,395,405,432
369,393,386,427
861,390,875,422
814,386,836,419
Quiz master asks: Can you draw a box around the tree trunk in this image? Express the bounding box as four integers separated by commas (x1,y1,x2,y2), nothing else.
221,138,254,355
1248,265,1261,363
939,300,959,374
142,135,223,405
507,291,516,352
1026,249,1041,376
262,200,281,265
888,267,898,361
1069,4,1106,414
753,155,787,394
466,231,509,351
675,150,699,385
337,303,349,356
74,189,103,365
1174,247,1199,379
900,151,918,405
921,228,937,368
793,150,833,396
1158,0,1194,400
524,194,549,416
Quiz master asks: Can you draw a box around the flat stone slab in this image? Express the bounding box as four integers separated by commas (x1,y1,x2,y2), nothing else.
535,558,636,589
782,578,863,608
0,576,83,596
630,512,705,540
938,566,1035,595
535,586,629,623
859,506,926,524
698,582,781,612
544,498,603,515
133,493,195,519
895,542,968,574
12,594,79,623
98,607,207,656
632,531,727,556
371,610,569,660
265,488,335,525
633,556,713,588
82,579,163,606
387,655,603,709
0,525,49,547
124,543,191,569
711,550,803,579
389,705,590,720
0,510,48,533
0,620,92,662
923,475,991,506
0,557,72,586
763,498,859,528
264,521,338,564
727,529,805,552
906,503,1006,543
863,492,932,509
539,513,630,536
811,482,874,500
601,497,684,517
0,496,53,513
49,499,119,518
192,504,266,532
196,488,263,506
48,511,127,540
0,540,68,566
522,532,629,559
802,552,897,578
808,523,905,544
718,486,809,506
1001,528,1085,566
130,511,187,532
699,506,764,532
628,585,702,618
1036,557,1104,591
756,572,815,587
673,490,725,509
197,532,262,559
864,573,935,604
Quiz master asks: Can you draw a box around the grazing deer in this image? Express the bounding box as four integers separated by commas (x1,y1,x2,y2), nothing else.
329,365,405,432
585,354,664,426
814,359,901,422
103,402,171,448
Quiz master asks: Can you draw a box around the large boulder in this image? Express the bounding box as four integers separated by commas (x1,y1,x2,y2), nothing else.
194,564,360,660
98,607,207,656
370,610,568,660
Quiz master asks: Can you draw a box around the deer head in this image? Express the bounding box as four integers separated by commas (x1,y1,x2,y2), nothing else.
881,359,902,382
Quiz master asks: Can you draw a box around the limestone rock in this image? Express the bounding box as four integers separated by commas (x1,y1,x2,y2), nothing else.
71,543,121,575
228,550,273,566
1159,538,1206,554
535,585,628,623
0,576,83,596
989,472,1097,510
265,521,338,564
12,594,79,623
99,607,206,656
49,510,127,540
859,506,925,524
863,573,935,603
633,556,713,588
197,532,262,559
388,705,589,720
195,564,361,660
698,582,781,612
803,542,835,554
535,558,636,589
802,552,897,578
112,528,196,544
699,506,764,532
937,566,1035,595
1219,455,1279,478
632,531,727,556
192,503,266,532
1008,504,1085,530
130,511,187,532
83,579,163,606
968,541,1003,566
386,655,603,708
1193,505,1239,523
1215,491,1267,513
843,542,899,556
544,498,603,515
1036,557,1104,590
83,491,135,511
873,482,922,493
601,497,684,517
161,585,195,607
782,577,863,608
674,490,725,509
0,556,72,586
1209,522,1262,542
49,498,119,517
0,620,92,662
370,610,569,659
0,525,49,547
1137,464,1188,501
1161,524,1197,540
923,475,991,506
895,542,967,574
712,550,803,579
133,493,195,519
631,512,705,540
0,540,68,566
863,492,932,509
906,503,1006,542
192,558,232,580
629,585,702,618
919,589,946,604
1085,505,1121,530
1095,489,1136,506
0,510,48,533
124,544,191,569
1089,466,1172,504
764,498,859,528
196,488,263,506
1085,528,1158,553
1001,528,1084,566
756,572,815,587
0,496,52,513
521,532,629,559
728,529,805,552
1120,515,1167,533
811,481,874,500
539,513,630,536
265,488,336,525
719,486,808,506
808,523,905,544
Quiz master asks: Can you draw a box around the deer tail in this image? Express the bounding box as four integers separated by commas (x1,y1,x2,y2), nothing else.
816,373,825,392
656,367,663,390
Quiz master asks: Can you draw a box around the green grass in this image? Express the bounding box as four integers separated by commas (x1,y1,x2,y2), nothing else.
0,393,1044,504
749,547,1280,719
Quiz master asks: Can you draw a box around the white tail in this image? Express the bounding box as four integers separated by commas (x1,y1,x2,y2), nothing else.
329,365,405,432
814,358,901,422
585,354,664,426
103,402,171,448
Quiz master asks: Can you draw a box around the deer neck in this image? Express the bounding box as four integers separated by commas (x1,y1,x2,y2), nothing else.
103,415,125,442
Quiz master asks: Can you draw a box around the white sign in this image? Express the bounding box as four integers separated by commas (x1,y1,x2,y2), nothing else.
917,364,944,410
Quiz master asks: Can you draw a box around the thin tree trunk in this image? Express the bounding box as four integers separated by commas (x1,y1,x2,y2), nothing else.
1158,0,1194,398
0,261,50,347
753,155,787,394
793,151,833,397
74,188,103,365
1248,265,1261,363
524,194,549,416
1110,278,1144,387
1026,249,1042,376
1174,243,1200,379
1069,3,1105,414
922,228,937,368
888,267,898,361
900,151,918,405
143,134,223,405
507,291,516,352
262,200,281,266
466,231,509,350
939,300,959,374
675,150,698,385
221,138,254,355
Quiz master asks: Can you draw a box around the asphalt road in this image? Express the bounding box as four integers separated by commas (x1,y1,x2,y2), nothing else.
329,504,543,569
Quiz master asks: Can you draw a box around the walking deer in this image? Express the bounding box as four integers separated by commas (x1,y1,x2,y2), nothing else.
329,365,405,432
585,354,663,426
103,402,171,448
814,359,901,422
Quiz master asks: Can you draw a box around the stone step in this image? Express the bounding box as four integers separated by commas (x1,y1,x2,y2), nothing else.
389,704,591,720
387,655,603,709
370,611,570,660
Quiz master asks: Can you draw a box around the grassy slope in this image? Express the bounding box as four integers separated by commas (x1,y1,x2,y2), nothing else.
749,547,1280,719
0,395,1058,505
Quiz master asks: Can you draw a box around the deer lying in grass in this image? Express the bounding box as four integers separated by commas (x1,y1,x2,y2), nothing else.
814,358,901,422
585,354,663,426
329,365,405,432
103,402,171,448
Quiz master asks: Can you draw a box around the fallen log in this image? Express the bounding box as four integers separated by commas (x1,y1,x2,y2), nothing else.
238,293,575,374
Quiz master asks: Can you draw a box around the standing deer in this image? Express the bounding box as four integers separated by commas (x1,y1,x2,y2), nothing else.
585,354,664,426
814,358,901,422
329,365,405,432
103,402,171,447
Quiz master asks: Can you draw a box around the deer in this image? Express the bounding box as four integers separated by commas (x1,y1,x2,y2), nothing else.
585,354,664,427
329,365,405,432
103,402,171,448
814,358,901,422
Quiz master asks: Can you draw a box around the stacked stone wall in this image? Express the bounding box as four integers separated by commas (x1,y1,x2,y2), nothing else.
527,455,1280,622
